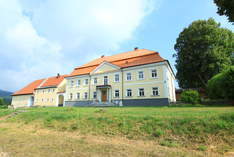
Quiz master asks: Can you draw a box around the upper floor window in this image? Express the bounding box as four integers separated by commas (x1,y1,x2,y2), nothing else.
48,89,51,93
126,89,132,97
114,74,119,82
115,90,120,97
70,80,74,87
84,79,89,85
77,80,81,86
77,93,80,99
93,78,97,84
126,73,131,81
151,69,157,78
104,76,108,85
93,91,97,99
70,93,73,100
52,89,55,92
138,88,145,97
84,92,88,99
152,87,159,96
138,71,144,80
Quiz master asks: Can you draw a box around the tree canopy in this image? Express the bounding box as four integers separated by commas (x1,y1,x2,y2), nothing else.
214,0,234,23
174,18,234,88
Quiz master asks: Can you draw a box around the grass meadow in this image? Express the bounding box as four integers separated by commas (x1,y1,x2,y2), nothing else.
0,106,233,156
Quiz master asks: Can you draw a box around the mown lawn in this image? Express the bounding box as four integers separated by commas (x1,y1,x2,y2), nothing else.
0,106,234,156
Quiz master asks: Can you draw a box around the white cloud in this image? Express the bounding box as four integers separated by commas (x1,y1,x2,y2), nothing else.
0,0,156,91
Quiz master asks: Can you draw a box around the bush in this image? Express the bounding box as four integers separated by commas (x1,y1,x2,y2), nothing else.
208,66,234,100
180,90,200,104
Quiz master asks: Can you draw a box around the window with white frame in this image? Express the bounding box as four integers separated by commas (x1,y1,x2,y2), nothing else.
47,98,49,102
126,72,131,81
93,78,97,84
93,91,97,99
115,90,120,97
85,79,88,85
48,89,51,93
126,89,132,97
77,80,81,86
104,76,108,85
151,69,157,78
77,93,80,99
42,98,44,102
70,93,73,100
70,80,74,87
152,87,159,96
84,92,88,99
138,88,145,97
51,98,53,102
138,71,144,80
114,74,119,82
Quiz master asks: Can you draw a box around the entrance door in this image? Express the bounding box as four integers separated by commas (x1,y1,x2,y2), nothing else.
101,90,107,102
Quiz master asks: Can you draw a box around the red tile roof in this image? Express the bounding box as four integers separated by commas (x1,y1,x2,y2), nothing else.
40,75,67,88
12,75,67,96
12,79,45,96
69,49,165,77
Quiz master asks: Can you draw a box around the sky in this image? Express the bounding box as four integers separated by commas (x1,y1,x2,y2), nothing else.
0,0,233,92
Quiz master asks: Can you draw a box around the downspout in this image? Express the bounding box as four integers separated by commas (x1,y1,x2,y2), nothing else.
88,75,91,103
121,69,124,106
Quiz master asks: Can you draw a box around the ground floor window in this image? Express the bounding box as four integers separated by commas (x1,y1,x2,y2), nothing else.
70,93,73,100
93,92,97,99
84,92,88,99
115,90,119,97
152,87,159,96
126,89,132,97
138,88,144,97
77,93,80,99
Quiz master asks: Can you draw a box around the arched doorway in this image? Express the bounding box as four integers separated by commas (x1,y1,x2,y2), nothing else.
58,95,64,107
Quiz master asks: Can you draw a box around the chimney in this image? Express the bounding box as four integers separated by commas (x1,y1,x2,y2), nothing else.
134,47,138,51
57,73,60,78
101,55,105,58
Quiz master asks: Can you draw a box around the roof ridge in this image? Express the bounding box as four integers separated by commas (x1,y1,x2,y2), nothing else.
76,52,158,70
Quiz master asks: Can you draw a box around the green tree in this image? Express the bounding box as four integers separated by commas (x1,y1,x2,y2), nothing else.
214,0,234,23
208,66,234,100
174,18,234,88
0,98,4,106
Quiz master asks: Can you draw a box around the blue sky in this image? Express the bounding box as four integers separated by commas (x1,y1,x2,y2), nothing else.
0,0,233,92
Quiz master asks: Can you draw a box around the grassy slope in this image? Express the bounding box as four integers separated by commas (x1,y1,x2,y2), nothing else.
0,106,234,155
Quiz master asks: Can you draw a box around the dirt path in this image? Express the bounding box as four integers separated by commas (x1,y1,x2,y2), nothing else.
0,110,27,121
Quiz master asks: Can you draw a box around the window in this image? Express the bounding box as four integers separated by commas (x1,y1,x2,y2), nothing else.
77,93,80,99
70,93,73,100
48,89,51,93
152,87,159,96
151,69,157,78
51,98,53,102
93,92,97,99
70,80,74,87
138,71,144,80
138,88,144,97
85,79,88,85
104,76,108,85
52,89,55,92
114,74,119,82
126,89,132,97
43,90,45,94
42,98,44,102
77,80,81,86
84,92,88,99
115,90,120,97
93,78,97,84
126,73,131,81
47,98,49,102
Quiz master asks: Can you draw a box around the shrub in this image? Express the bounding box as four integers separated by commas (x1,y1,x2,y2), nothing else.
208,66,234,100
180,90,200,104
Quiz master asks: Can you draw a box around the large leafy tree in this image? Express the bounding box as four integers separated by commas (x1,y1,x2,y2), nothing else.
214,0,234,23
174,18,234,88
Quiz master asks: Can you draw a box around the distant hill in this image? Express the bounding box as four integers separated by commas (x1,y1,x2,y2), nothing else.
0,89,12,97
0,89,13,105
